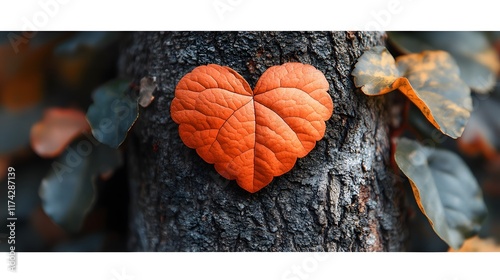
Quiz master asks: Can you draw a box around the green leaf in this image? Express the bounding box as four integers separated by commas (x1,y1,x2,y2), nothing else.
388,31,498,93
394,137,487,249
39,141,122,232
86,79,138,148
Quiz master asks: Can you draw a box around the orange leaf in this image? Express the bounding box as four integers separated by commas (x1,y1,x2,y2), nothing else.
30,108,91,158
171,63,333,193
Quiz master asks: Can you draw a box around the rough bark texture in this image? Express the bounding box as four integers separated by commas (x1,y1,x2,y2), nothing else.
121,31,408,252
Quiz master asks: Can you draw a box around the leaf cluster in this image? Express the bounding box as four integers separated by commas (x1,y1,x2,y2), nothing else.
352,32,500,250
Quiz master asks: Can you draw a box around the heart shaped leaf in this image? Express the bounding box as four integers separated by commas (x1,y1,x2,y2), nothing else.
394,137,487,249
388,31,499,93
39,141,122,232
30,108,91,158
352,47,472,138
86,79,138,148
171,63,333,193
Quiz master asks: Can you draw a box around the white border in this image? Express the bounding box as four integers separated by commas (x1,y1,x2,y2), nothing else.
0,0,497,31
1,252,499,279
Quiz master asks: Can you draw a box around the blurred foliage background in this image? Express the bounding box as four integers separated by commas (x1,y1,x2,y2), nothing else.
0,31,499,252
0,32,131,251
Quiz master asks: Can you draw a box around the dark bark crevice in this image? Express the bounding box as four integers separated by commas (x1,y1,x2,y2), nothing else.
121,31,408,252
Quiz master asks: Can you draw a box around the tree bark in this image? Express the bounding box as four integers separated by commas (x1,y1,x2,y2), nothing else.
121,31,408,252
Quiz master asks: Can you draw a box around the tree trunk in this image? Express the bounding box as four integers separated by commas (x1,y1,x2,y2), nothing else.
121,31,408,252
